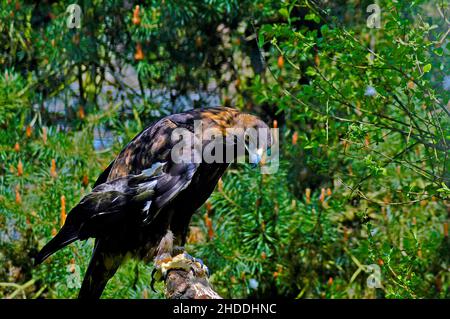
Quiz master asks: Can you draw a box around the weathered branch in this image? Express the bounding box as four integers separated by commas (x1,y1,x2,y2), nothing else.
152,231,222,299
164,258,222,299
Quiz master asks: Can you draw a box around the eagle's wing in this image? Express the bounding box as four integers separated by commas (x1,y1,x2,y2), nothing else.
108,118,181,179
35,117,200,264
34,164,165,264
142,161,198,224
76,114,202,227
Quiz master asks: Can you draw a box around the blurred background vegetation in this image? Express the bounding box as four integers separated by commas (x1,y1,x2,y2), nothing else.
0,0,449,299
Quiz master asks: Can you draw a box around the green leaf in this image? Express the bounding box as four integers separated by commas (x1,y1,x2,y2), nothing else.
423,63,432,73
279,8,289,19
258,32,264,48
433,48,443,56
320,24,329,34
305,13,320,24
305,66,317,76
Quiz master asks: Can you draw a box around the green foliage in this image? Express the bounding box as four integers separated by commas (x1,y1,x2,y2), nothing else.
196,164,449,298
0,71,29,126
0,0,448,299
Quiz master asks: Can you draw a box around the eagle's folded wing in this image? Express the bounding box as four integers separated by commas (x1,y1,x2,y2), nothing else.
66,117,200,237
142,162,199,224
74,160,197,230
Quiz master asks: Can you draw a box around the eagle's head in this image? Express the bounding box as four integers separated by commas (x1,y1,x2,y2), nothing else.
233,113,273,167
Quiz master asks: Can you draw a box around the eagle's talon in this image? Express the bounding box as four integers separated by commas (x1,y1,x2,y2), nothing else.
150,267,158,293
203,264,210,278
181,253,209,277
193,257,210,277
182,252,195,262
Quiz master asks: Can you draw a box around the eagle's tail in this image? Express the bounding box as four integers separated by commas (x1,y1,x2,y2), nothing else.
34,224,79,265
78,239,122,299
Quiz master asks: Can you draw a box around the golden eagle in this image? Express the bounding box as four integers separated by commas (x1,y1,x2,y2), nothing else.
35,107,271,299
